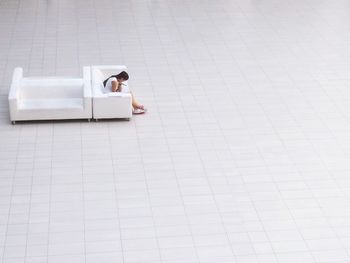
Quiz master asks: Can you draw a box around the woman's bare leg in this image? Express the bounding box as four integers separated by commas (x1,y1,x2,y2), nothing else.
131,92,144,109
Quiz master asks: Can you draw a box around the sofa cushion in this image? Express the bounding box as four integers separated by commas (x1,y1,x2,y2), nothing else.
19,98,84,110
20,78,84,99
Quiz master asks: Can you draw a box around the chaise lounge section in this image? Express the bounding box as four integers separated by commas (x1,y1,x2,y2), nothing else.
8,67,92,124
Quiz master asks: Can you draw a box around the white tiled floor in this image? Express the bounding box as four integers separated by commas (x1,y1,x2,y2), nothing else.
1,0,350,262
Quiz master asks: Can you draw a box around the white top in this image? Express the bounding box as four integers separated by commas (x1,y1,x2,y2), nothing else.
104,77,130,93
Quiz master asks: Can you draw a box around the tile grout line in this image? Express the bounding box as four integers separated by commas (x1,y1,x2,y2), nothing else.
0,126,22,262
46,123,54,262
23,124,39,261
80,122,87,263
107,121,127,263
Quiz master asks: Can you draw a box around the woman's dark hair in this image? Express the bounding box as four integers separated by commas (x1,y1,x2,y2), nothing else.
103,71,129,87
116,71,129,81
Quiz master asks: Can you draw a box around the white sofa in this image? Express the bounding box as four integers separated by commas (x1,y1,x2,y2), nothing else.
8,67,92,123
91,65,132,120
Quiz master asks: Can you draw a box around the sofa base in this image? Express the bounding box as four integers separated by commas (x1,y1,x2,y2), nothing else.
10,118,92,124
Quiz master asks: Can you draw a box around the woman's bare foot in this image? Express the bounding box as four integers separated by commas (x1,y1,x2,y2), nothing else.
132,104,147,114
133,108,146,114
137,105,144,110
133,104,145,110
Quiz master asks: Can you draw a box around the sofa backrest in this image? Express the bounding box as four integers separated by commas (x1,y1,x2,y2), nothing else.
92,70,105,95
20,78,84,99
93,69,104,83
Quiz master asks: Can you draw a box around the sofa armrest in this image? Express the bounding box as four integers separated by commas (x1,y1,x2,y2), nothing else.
8,68,23,121
8,67,23,101
83,66,92,98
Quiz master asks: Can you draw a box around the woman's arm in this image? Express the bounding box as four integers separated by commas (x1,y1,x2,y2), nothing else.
111,80,122,92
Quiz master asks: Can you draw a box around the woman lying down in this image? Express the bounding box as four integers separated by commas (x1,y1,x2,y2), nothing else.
103,71,146,114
